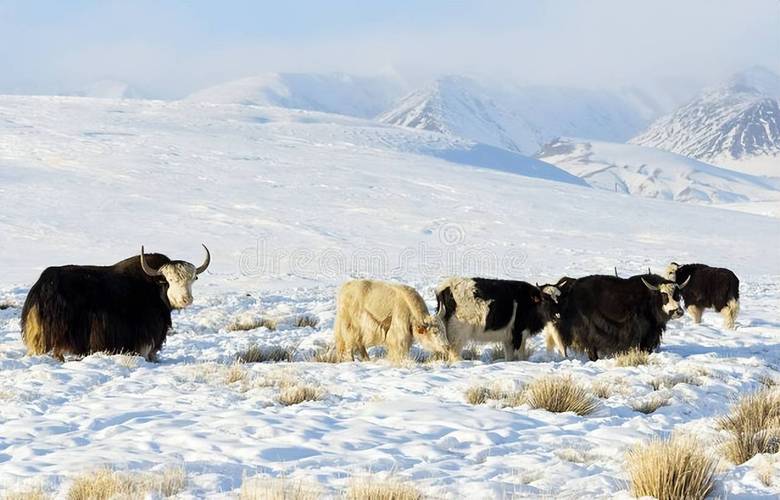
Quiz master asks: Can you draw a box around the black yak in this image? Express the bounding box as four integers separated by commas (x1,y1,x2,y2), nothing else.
21,245,210,361
665,262,740,329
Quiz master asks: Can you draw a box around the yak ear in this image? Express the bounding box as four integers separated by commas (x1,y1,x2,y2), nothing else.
416,325,428,335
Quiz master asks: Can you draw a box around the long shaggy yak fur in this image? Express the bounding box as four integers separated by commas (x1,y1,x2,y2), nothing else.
22,253,175,361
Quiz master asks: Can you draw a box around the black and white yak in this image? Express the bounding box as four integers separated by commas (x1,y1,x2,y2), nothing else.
21,245,210,361
435,277,559,361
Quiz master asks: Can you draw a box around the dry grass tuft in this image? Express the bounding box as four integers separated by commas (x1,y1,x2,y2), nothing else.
754,456,776,487
718,389,780,464
277,384,325,406
237,345,295,363
591,380,613,399
651,374,701,391
239,476,321,500
460,345,480,361
115,354,139,369
67,467,186,500
224,362,249,384
3,486,49,500
525,375,599,416
311,345,342,363
614,347,650,367
226,315,278,332
626,435,717,500
759,374,778,388
632,394,671,414
555,447,594,464
345,476,422,500
294,314,319,329
464,384,504,405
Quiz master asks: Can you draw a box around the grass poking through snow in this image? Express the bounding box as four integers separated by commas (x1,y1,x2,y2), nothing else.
67,467,186,500
614,347,650,367
718,389,780,464
277,384,326,406
345,475,423,500
525,375,599,416
239,476,321,500
631,393,671,414
626,435,717,500
237,345,296,363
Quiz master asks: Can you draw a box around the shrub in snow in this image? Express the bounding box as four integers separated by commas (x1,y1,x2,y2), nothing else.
525,375,599,416
718,389,780,464
626,435,717,500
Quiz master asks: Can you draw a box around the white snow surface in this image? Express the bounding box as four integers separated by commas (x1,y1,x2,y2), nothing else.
537,138,780,206
1,95,780,498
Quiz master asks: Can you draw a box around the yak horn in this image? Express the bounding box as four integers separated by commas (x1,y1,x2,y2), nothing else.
641,277,659,291
140,246,162,277
196,244,211,275
678,275,691,289
614,267,618,277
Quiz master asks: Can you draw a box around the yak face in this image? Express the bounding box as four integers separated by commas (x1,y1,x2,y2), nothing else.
159,261,198,309
141,245,210,310
539,283,565,321
665,262,680,281
658,283,684,319
414,315,450,355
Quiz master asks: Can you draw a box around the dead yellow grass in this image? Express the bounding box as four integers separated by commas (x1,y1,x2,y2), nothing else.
464,383,525,407
237,345,296,363
311,345,342,363
239,476,321,500
67,467,186,500
718,389,780,464
3,486,49,500
632,394,671,414
525,375,599,416
626,436,717,500
294,314,319,328
614,347,650,367
226,315,278,332
754,456,776,487
345,476,422,500
277,384,325,406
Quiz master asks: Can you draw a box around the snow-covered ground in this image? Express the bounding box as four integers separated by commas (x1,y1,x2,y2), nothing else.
1,96,779,498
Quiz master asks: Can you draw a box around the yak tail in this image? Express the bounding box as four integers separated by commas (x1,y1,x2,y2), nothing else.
22,304,47,355
722,299,740,330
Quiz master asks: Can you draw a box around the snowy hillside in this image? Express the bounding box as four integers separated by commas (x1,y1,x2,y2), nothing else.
186,72,406,118
537,138,780,205
379,76,656,155
631,67,780,176
1,96,780,498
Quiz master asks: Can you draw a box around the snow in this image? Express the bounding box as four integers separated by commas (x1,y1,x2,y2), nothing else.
185,72,406,119
537,138,780,206
379,76,656,155
1,95,780,498
631,68,780,174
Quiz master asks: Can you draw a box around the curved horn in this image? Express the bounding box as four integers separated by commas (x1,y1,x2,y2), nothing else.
641,277,659,291
614,267,618,277
196,244,211,275
140,246,162,277
678,275,691,289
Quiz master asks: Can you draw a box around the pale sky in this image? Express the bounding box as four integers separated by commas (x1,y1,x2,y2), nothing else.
1,0,778,98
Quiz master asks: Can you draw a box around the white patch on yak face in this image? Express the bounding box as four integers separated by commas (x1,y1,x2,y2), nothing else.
665,263,679,281
541,285,561,303
658,283,683,318
159,262,198,309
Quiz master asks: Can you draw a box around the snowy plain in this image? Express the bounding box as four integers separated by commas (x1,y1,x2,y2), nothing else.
1,96,779,498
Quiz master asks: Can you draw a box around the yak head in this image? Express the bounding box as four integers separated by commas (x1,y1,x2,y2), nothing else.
665,262,680,282
414,314,450,356
641,275,690,319
536,278,572,322
141,244,210,309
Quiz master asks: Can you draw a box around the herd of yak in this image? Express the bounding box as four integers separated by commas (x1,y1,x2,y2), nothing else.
18,245,740,364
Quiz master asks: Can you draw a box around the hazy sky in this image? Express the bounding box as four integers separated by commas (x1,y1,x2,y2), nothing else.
1,0,778,98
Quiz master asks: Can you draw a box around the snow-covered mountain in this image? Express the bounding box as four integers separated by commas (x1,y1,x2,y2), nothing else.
631,67,780,176
379,76,656,155
537,138,779,205
66,80,145,99
185,72,406,118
